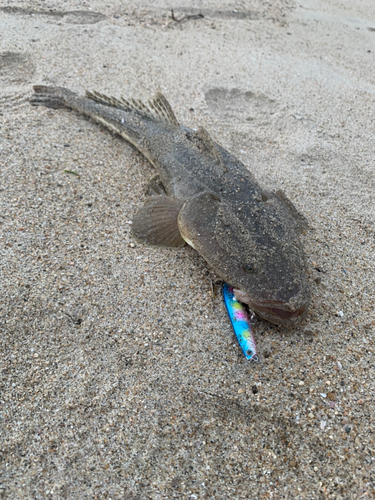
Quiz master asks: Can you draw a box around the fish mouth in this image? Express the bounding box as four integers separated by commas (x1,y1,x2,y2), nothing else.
233,289,308,326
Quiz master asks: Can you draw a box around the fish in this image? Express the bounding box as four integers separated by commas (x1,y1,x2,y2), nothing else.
30,85,310,326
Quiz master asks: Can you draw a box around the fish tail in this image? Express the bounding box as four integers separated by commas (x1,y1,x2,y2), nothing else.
30,85,143,147
30,86,171,164
30,86,76,109
31,86,103,121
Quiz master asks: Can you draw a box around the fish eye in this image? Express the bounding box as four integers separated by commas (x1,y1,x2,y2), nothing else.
244,263,255,273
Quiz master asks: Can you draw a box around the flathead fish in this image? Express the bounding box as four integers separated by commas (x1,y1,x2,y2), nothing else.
31,86,310,326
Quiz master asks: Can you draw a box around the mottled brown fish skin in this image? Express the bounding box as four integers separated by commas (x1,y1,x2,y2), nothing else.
30,85,310,326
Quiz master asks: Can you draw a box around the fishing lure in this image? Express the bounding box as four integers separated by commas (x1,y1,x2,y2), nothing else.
223,283,258,362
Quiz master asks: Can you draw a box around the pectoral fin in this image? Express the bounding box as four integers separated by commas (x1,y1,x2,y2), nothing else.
132,196,185,248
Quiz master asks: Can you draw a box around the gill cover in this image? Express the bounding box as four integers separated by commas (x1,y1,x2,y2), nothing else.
178,192,222,259
178,192,261,285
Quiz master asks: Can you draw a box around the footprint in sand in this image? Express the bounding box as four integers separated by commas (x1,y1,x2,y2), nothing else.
0,51,35,85
205,87,278,121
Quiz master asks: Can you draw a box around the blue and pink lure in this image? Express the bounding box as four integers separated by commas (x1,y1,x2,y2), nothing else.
223,284,258,362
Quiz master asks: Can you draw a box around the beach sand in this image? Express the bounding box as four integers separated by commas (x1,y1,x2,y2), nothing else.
1,0,374,498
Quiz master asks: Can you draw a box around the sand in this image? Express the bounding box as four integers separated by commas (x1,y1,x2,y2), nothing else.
1,0,374,498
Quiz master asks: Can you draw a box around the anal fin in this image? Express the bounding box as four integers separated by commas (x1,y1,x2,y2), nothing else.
132,196,185,248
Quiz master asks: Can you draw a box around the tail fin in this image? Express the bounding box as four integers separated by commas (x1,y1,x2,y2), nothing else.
30,86,76,109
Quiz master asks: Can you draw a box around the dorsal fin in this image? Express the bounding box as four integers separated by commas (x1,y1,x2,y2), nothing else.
85,90,179,127
195,126,227,172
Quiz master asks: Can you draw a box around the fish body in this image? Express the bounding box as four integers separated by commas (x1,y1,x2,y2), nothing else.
31,86,310,326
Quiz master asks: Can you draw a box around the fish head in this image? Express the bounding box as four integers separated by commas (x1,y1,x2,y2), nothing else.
178,192,310,326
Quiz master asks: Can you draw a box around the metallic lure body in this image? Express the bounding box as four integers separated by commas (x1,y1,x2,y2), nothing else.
223,284,258,362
